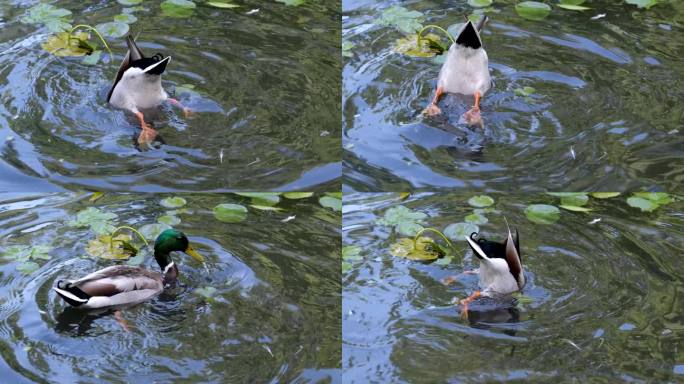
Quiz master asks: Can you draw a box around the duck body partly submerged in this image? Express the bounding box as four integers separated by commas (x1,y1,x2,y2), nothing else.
54,229,203,309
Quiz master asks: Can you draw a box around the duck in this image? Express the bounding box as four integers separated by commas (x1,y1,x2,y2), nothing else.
459,225,524,318
424,16,491,128
107,35,190,146
53,229,204,310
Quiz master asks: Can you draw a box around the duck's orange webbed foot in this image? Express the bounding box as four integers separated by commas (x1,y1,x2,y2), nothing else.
459,290,482,320
168,98,193,118
460,91,484,128
114,310,131,332
423,86,444,117
135,111,158,146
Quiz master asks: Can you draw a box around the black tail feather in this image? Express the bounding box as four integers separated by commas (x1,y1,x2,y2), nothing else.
55,280,90,307
456,21,482,49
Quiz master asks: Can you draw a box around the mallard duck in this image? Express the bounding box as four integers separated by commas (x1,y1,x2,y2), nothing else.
53,229,204,309
460,226,524,318
424,16,491,127
107,35,190,146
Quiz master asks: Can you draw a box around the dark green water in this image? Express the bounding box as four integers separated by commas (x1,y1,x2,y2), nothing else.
343,0,684,191
343,192,683,382
0,1,341,192
0,193,341,382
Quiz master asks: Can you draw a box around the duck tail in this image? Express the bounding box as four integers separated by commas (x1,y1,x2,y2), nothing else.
456,20,482,50
54,281,90,307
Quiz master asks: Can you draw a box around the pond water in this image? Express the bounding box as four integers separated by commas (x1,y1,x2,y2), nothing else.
0,193,341,382
342,0,683,191
0,0,341,192
343,192,683,382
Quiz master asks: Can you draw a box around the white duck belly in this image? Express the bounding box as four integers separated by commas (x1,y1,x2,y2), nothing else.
109,76,168,111
479,258,519,296
437,45,491,96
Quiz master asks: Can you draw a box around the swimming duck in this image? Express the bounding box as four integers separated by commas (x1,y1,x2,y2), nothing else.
53,229,204,309
424,16,491,127
460,226,524,318
107,35,190,146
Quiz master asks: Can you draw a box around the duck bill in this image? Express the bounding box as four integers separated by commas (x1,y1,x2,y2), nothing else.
184,246,204,262
143,56,171,75
455,21,482,49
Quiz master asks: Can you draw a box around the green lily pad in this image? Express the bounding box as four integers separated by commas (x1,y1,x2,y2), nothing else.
633,192,673,206
249,205,284,211
390,237,446,261
82,50,102,65
207,1,240,7
160,196,187,208
161,0,197,17
342,246,363,261
394,33,446,58
276,0,306,5
625,0,658,9
444,222,479,241
465,213,488,225
590,192,620,199
515,1,552,20
342,41,354,58
319,196,342,212
560,194,589,207
213,203,248,222
513,292,535,304
377,6,424,34
396,221,424,236
17,262,40,274
468,0,492,7
195,286,217,299
95,21,130,38
433,256,453,266
559,205,593,212
118,0,143,4
626,197,659,212
236,192,280,206
377,206,427,227
158,215,181,226
86,234,137,260
139,223,172,240
283,192,314,199
69,207,118,235
524,204,560,224
557,4,591,10
41,32,93,57
30,245,52,260
114,13,138,24
2,245,51,261
559,0,587,4
325,192,342,199
514,86,536,97
126,252,145,266
468,195,495,208
342,261,353,273
21,4,72,32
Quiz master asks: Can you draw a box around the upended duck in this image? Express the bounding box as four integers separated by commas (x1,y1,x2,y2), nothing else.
53,229,203,310
459,226,525,318
424,16,491,128
107,35,191,146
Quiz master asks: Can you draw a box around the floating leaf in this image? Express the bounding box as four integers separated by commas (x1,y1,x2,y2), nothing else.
390,237,446,261
342,41,354,58
118,0,143,4
21,4,72,32
559,205,593,212
444,222,479,241
515,1,551,20
41,32,93,57
524,204,560,224
250,205,284,211
377,6,424,34
514,86,536,97
1,246,29,261
325,192,342,199
513,292,535,304
139,223,172,240
626,197,659,212
590,192,620,199
468,0,492,7
465,213,488,225
394,33,446,57
161,0,197,17
160,196,187,208
95,21,130,38
114,13,138,24
633,192,673,206
319,196,342,212
468,195,495,207
195,286,218,299
342,246,363,261
207,1,240,8
559,0,587,4
86,234,137,260
17,262,40,274
625,0,658,9
69,207,118,235
213,203,247,222
82,50,102,65
283,192,314,199
396,221,424,236
276,0,306,5
560,194,589,207
557,4,591,10
342,261,353,273
126,252,145,266
236,192,280,206
89,192,104,202
376,206,427,227
30,245,52,260
158,215,181,226
433,256,452,266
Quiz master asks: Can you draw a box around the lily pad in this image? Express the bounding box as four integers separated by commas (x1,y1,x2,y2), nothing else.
319,196,342,212
625,0,658,9
524,204,560,224
213,203,248,222
626,197,658,212
276,0,306,5
558,4,591,10
161,0,197,17
17,262,40,274
2,245,51,261
342,246,363,261
377,6,424,34
207,1,240,7
633,192,673,206
126,252,145,266
342,261,353,273
515,1,552,20
390,237,446,261
394,33,446,58
396,221,424,236
283,192,314,199
21,4,72,32
444,222,479,241
342,41,354,58
514,86,536,97
114,13,138,24
86,234,137,260
160,196,187,208
82,50,102,65
590,192,620,199
195,286,218,299
250,205,284,211
158,215,181,226
559,205,593,212
95,21,130,38
69,207,118,235
468,195,495,207
468,0,492,7
560,194,589,207
41,32,93,57
118,0,143,4
465,213,488,225
139,223,172,240
325,192,342,199
377,206,427,227
236,192,280,206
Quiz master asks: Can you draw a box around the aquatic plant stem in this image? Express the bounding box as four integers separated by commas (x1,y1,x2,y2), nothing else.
68,24,113,57
412,227,453,250
111,226,150,247
417,25,455,46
